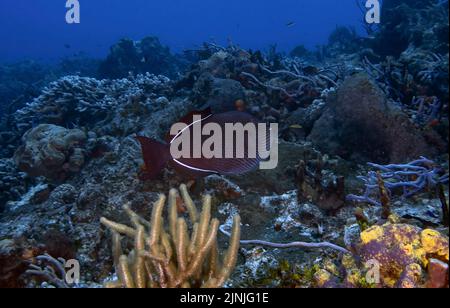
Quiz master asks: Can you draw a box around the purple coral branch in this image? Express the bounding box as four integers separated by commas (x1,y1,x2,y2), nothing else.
26,253,70,288
260,66,318,86
220,227,351,255
412,97,443,124
347,157,448,206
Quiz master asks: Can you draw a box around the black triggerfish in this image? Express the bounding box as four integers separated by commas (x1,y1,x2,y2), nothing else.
136,108,273,180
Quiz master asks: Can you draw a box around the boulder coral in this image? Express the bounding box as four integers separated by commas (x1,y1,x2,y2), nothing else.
308,73,444,163
13,124,87,180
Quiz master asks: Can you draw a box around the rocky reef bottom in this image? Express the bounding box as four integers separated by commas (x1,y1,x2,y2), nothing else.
0,19,449,287
0,138,448,288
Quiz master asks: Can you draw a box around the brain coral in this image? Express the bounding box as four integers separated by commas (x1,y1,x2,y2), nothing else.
13,124,87,180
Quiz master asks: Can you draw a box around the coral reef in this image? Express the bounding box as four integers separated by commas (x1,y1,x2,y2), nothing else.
0,9,448,289
308,73,445,163
347,157,449,207
296,155,345,212
372,0,449,57
100,185,241,288
0,158,32,212
0,239,29,288
12,76,112,133
0,61,55,121
355,221,449,288
13,124,87,181
98,37,187,79
304,220,449,289
26,254,73,288
326,26,361,58
12,74,173,134
355,0,449,139
0,56,102,155
176,43,339,121
289,45,312,59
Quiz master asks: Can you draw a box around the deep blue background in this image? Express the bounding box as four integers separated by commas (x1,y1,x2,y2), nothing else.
0,0,365,62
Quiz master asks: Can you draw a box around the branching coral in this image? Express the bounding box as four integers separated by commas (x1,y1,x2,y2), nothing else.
240,72,297,99
14,76,110,129
362,51,449,115
359,0,449,107
240,61,337,102
416,52,449,84
100,184,241,288
13,74,172,134
347,157,449,207
411,96,443,125
26,254,71,288
361,56,404,99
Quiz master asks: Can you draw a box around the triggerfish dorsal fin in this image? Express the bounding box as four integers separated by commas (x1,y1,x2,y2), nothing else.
165,107,213,143
176,107,213,127
135,136,171,180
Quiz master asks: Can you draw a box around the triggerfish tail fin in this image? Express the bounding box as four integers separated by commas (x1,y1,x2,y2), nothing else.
135,136,171,180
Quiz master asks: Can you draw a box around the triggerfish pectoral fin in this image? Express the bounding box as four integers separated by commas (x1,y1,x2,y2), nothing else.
135,136,171,180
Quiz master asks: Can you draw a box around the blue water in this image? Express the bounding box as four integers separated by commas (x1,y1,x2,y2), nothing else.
0,0,364,62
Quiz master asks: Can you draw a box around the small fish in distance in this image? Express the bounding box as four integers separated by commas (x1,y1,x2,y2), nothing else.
286,21,296,28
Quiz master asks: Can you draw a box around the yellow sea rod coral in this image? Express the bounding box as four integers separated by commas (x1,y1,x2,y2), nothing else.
357,221,449,288
100,184,241,288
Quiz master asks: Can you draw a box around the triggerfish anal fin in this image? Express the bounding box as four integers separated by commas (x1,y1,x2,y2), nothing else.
135,136,171,180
